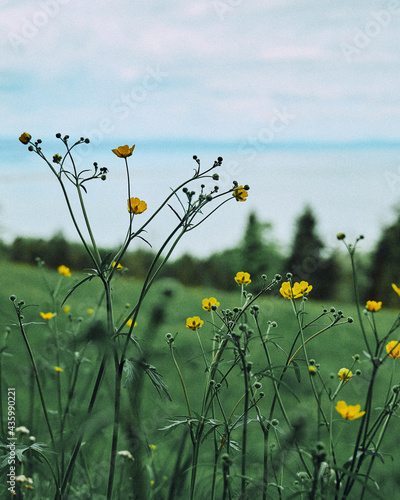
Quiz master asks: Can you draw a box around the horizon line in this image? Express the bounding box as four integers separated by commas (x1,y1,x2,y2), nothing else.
4,136,400,152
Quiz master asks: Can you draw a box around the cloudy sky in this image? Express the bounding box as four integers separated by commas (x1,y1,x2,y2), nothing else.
1,1,400,256
2,0,400,143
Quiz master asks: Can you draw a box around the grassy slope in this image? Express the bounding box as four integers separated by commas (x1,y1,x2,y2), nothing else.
1,261,399,498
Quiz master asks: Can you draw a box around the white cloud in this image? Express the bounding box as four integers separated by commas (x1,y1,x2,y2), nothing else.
1,0,400,142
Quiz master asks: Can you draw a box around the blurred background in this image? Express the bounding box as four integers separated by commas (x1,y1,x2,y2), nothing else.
1,0,400,301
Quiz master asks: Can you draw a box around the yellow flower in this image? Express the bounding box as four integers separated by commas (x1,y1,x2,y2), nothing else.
386,340,400,358
338,368,352,382
63,305,71,314
112,261,123,270
202,297,220,311
53,366,64,372
112,144,135,158
40,312,55,320
126,319,137,328
366,300,382,312
392,283,400,297
308,365,317,375
232,185,248,202
19,132,31,144
149,444,157,450
58,265,71,277
234,272,251,285
280,281,312,299
128,197,147,214
87,308,94,314
335,401,365,420
186,316,204,331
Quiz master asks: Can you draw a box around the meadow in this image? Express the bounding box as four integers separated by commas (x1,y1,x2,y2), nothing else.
1,259,400,499
2,134,400,500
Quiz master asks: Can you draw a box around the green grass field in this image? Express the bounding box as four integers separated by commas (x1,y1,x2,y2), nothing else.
1,260,399,499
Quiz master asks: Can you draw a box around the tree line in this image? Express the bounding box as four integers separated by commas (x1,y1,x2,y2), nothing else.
2,205,398,304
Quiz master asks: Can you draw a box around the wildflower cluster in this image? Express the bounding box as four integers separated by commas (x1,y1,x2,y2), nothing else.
12,132,249,500
166,245,400,499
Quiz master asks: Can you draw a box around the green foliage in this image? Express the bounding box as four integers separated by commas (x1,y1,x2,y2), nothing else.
285,206,339,299
368,207,400,306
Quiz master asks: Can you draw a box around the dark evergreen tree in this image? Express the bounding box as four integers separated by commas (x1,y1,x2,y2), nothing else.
238,211,283,286
368,207,400,307
285,206,338,300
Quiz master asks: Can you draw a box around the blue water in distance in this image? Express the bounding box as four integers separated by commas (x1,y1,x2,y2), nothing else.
1,137,400,258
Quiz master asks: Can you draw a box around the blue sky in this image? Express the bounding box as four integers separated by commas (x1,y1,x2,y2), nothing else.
2,0,400,144
1,1,400,257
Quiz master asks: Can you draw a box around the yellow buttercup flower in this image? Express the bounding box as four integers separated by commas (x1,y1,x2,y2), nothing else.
128,197,147,214
386,340,400,358
58,265,71,277
308,365,317,375
202,297,220,311
234,272,251,285
280,281,312,299
149,444,157,450
112,261,123,270
112,144,135,158
40,312,55,320
19,132,31,144
366,300,382,312
63,305,71,314
232,185,248,202
392,283,400,297
335,401,365,420
126,319,137,328
186,316,204,331
53,366,64,372
87,308,94,314
338,368,352,382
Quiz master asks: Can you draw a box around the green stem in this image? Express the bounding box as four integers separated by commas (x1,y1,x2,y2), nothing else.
17,313,55,446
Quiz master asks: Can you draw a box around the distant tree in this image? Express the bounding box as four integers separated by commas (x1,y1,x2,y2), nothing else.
46,232,70,268
367,207,400,307
10,237,47,264
161,253,203,287
238,212,283,285
123,249,157,280
285,206,338,300
203,247,243,290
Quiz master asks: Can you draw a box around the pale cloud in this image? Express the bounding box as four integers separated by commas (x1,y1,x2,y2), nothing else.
1,0,400,142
